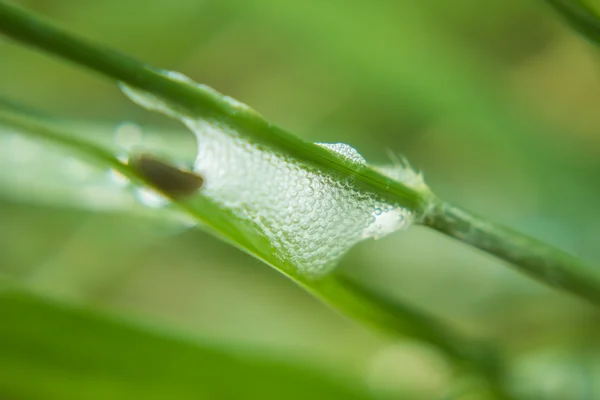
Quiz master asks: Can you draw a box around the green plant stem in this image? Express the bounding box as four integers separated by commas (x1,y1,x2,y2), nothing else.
0,0,425,214
0,105,516,400
545,0,600,44
0,0,598,307
423,199,600,305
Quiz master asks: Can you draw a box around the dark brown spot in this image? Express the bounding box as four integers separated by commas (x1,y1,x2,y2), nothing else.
130,153,203,199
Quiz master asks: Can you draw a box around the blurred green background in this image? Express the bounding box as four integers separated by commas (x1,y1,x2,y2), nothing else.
1,0,600,398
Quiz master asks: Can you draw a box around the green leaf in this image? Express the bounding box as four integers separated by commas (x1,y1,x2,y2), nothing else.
2,2,600,398
0,289,375,400
0,105,508,397
1,0,597,312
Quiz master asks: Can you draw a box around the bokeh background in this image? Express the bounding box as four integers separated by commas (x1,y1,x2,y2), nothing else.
1,0,600,398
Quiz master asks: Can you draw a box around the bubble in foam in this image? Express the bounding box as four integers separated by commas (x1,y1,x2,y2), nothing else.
317,142,366,165
120,72,414,276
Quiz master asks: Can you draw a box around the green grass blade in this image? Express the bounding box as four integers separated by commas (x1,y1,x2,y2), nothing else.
0,1,427,215
0,289,374,400
0,104,516,400
0,1,597,313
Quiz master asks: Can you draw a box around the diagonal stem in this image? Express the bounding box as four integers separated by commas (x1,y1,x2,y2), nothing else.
0,0,598,313
423,199,600,306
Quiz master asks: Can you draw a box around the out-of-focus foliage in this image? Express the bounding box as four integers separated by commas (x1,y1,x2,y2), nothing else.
0,289,374,400
1,0,600,398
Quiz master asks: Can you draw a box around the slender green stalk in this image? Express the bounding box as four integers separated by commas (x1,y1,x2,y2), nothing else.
0,0,598,307
0,105,516,400
423,200,600,305
545,0,600,44
0,0,426,214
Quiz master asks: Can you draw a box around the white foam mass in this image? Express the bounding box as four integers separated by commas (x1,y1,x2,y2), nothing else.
121,73,414,276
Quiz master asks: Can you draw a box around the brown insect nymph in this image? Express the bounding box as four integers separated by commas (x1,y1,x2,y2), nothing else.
129,153,204,199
